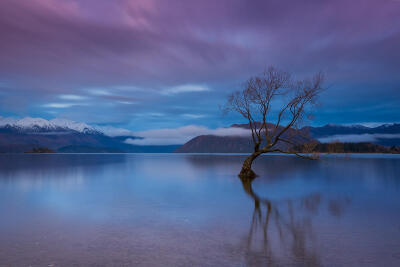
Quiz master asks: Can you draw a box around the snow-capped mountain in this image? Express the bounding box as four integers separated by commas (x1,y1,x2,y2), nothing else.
0,116,180,153
0,116,133,136
49,118,98,134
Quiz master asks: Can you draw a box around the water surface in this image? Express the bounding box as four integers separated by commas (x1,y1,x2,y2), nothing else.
0,154,400,266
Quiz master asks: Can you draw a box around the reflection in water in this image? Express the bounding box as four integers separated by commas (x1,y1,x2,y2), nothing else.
0,154,127,192
0,154,399,266
239,176,350,266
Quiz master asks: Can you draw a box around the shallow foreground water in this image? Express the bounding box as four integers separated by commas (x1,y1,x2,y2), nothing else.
0,154,400,266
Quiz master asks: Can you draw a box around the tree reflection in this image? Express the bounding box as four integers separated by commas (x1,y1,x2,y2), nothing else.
239,176,350,266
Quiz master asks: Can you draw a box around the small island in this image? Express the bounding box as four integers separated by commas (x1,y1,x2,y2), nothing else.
24,147,55,153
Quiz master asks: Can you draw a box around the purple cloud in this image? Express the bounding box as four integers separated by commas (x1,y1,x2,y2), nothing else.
0,0,399,129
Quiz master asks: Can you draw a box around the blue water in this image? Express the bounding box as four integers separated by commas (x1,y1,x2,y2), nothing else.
0,154,399,266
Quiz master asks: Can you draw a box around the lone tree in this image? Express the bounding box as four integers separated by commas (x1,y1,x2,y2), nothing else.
225,67,325,178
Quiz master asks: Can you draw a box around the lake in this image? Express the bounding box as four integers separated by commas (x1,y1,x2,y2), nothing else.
0,154,400,266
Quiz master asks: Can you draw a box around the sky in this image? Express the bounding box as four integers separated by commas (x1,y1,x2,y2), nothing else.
0,0,399,133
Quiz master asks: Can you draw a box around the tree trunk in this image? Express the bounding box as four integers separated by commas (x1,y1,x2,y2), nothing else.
239,152,261,179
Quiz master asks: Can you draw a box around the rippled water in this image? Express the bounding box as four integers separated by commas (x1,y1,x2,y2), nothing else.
0,154,400,266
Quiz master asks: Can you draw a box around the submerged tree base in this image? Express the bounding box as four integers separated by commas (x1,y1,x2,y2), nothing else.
239,153,259,179
239,166,257,180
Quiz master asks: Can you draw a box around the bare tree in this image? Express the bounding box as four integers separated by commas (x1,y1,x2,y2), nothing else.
225,67,325,178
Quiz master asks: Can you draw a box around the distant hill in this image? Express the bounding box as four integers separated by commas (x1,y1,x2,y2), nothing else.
294,142,400,154
175,135,254,153
306,123,400,146
176,125,313,153
176,123,400,153
305,123,400,137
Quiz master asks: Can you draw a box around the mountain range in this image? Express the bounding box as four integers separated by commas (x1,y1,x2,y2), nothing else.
0,117,178,153
306,123,400,146
0,116,399,153
0,117,129,136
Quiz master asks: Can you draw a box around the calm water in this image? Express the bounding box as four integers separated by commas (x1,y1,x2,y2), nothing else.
0,154,400,266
